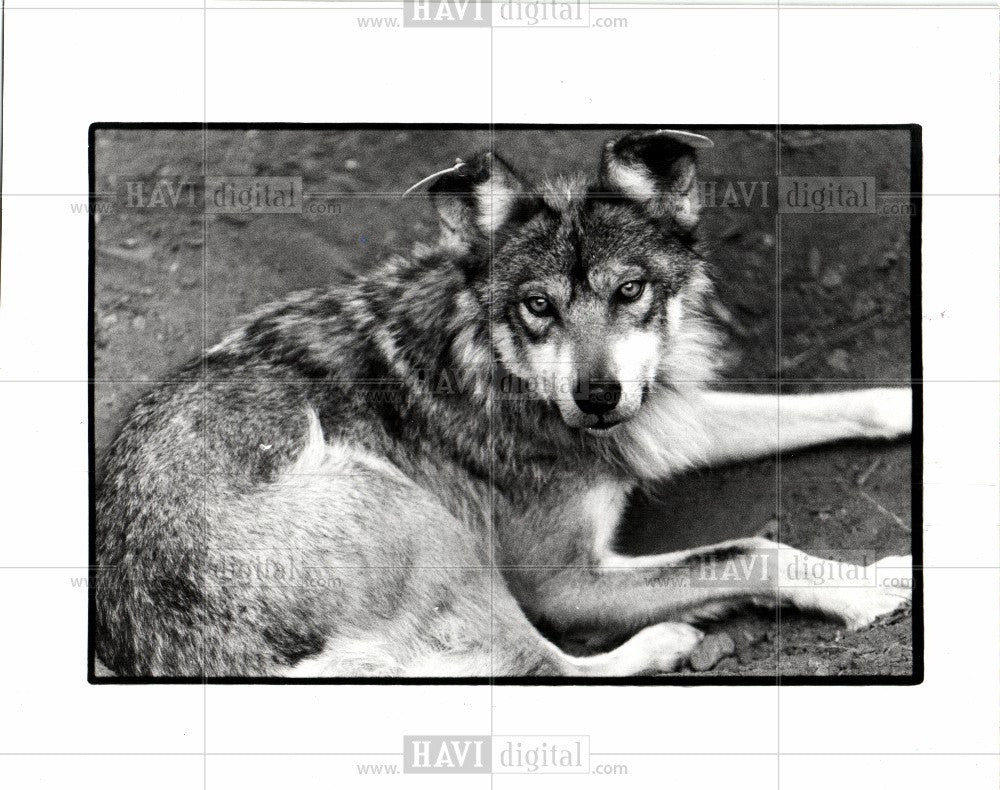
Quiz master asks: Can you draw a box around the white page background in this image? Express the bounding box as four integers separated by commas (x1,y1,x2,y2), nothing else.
0,2,997,788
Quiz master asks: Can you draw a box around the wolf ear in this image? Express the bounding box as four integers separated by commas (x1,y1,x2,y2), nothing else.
427,151,534,245
599,129,713,230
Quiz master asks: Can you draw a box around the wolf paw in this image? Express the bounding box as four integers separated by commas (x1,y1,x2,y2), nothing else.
863,387,912,440
838,555,913,630
637,622,704,672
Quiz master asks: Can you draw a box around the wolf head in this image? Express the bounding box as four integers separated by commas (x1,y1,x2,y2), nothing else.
427,129,719,433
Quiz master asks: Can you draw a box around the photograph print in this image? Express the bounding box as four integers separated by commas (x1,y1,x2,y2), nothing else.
91,125,919,681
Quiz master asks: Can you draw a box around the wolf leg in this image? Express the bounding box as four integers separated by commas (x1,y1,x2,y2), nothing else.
691,388,912,467
559,622,704,675
287,620,703,677
283,565,701,677
530,538,912,635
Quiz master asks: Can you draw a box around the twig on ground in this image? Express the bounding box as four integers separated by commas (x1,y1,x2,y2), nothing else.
855,457,882,487
779,310,890,373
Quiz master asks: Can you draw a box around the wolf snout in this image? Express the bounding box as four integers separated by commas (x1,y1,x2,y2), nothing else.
573,379,622,417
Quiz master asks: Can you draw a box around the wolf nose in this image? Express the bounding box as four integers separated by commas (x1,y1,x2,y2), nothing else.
574,379,622,416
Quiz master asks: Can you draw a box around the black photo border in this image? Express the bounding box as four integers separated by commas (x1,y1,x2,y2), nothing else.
88,123,923,687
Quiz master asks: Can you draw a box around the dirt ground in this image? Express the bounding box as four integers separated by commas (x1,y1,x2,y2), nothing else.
93,127,915,678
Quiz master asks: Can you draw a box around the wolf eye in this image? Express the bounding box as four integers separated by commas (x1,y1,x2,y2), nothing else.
617,281,645,302
523,295,555,318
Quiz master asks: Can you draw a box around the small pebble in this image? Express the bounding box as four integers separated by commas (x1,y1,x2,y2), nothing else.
733,629,756,665
218,213,251,226
826,348,851,373
344,158,359,171
301,158,324,179
820,268,844,289
851,294,879,321
757,517,779,539
808,247,822,278
688,633,736,672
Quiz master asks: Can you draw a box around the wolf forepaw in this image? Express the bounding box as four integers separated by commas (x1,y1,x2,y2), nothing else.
839,555,913,630
863,387,912,440
638,622,704,672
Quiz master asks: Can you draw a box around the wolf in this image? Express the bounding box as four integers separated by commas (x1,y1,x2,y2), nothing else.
95,129,913,677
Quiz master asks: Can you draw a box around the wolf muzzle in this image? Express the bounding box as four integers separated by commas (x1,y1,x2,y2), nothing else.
572,378,622,417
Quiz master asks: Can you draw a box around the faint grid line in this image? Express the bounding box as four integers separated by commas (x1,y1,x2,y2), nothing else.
0,756,997,760
0,752,406,756
72,562,938,572
11,191,1000,197
487,21,496,790
489,25,497,785
776,2,783,783
596,2,996,6
4,3,1000,9
201,1,209,787
17,191,1000,197
25,378,942,384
